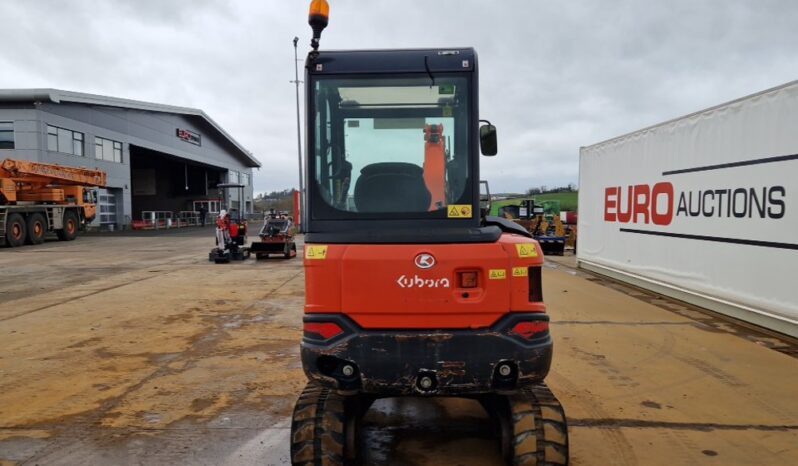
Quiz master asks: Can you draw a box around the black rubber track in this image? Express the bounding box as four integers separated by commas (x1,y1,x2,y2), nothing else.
291,381,347,466
509,384,569,466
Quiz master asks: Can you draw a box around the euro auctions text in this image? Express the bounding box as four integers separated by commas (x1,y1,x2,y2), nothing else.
604,182,786,226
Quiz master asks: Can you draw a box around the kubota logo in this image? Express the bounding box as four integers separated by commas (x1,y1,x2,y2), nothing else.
414,253,436,269
396,275,450,288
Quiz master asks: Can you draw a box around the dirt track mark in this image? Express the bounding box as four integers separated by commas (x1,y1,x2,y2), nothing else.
0,271,174,323
548,372,639,466
569,418,798,432
13,268,305,464
555,321,698,326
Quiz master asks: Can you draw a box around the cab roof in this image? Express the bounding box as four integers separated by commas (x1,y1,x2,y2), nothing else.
307,48,476,75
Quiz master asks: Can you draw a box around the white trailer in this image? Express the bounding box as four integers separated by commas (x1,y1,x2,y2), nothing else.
578,80,798,338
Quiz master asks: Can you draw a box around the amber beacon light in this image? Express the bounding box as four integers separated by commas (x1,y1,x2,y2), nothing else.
308,0,330,51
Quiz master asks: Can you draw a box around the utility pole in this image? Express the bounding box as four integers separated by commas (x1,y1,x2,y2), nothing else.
291,36,304,232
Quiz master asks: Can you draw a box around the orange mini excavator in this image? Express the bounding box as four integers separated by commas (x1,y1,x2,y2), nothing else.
290,2,569,465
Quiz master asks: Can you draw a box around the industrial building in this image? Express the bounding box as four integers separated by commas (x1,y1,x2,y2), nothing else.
0,89,260,229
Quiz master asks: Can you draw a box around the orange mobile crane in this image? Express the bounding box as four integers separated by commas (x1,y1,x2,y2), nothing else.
0,158,106,247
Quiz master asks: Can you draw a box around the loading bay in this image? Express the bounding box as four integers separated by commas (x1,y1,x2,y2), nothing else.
0,228,796,466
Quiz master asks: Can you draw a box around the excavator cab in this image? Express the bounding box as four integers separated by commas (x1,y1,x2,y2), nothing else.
291,2,568,464
312,74,470,215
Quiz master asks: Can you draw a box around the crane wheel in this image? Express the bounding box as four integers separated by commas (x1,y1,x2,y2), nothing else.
26,213,47,245
501,384,569,466
56,210,79,241
290,381,350,466
5,213,27,247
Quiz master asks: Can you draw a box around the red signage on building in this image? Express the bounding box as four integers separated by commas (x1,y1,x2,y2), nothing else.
176,128,201,146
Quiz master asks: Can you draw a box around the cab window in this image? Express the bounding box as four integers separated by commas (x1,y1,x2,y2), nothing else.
312,76,471,218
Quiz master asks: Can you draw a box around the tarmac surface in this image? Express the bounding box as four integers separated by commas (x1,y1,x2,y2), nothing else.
0,226,796,465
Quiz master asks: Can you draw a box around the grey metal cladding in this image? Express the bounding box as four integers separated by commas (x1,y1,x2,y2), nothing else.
0,88,260,168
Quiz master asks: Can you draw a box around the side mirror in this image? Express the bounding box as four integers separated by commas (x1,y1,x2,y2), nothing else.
479,123,498,156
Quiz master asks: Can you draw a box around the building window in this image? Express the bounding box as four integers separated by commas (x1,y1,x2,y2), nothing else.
0,122,14,149
98,191,118,225
229,170,239,184
47,125,83,156
241,173,249,186
94,137,123,163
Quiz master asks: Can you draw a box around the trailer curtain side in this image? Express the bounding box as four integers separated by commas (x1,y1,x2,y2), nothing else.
578,81,798,338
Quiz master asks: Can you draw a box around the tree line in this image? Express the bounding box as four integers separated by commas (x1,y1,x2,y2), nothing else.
526,183,577,195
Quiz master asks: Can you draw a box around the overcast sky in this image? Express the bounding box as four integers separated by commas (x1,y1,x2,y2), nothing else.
1,0,796,194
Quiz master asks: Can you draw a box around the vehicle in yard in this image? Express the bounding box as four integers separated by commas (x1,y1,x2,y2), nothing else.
0,158,105,247
251,214,297,259
290,2,569,465
208,183,251,263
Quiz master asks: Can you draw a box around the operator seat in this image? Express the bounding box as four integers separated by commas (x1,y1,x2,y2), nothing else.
354,162,431,213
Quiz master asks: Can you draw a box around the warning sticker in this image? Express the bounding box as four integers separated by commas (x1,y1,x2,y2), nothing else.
447,204,473,218
305,245,328,260
512,267,528,277
488,269,507,280
515,244,538,258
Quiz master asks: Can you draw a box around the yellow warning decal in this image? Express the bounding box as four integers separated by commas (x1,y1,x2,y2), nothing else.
515,243,538,258
447,204,473,218
489,269,507,280
512,267,528,277
305,245,328,260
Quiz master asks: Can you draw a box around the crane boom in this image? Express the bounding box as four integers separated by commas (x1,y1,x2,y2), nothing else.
0,159,106,187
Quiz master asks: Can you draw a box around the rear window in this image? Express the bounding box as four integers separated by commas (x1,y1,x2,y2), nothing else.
311,75,473,219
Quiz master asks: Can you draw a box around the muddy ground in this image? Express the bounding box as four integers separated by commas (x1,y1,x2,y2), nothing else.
0,227,796,465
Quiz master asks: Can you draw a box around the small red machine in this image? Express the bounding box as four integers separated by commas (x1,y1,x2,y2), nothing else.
251,214,297,259
208,183,250,263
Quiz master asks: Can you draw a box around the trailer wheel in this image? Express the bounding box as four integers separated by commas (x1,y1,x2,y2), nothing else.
26,213,47,245
504,385,569,466
291,381,348,466
56,210,78,241
5,213,27,247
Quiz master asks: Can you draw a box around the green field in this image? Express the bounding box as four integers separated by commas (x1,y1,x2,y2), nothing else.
533,191,578,211
489,191,579,217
